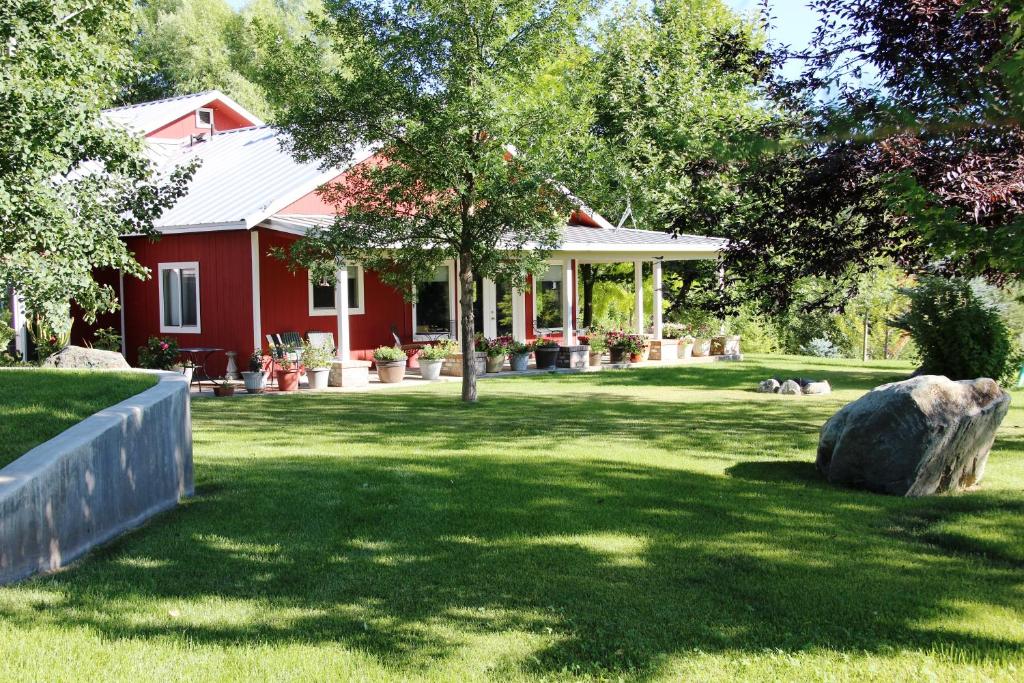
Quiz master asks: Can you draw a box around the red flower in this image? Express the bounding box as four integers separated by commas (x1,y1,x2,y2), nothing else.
160,342,169,350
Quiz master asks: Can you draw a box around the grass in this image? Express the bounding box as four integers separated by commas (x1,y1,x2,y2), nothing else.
0,369,157,468
0,355,1021,681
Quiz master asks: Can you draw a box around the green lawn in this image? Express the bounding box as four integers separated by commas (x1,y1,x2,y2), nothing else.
0,369,157,468
0,356,1021,681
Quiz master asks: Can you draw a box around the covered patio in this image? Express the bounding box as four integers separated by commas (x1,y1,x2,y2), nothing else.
261,214,729,367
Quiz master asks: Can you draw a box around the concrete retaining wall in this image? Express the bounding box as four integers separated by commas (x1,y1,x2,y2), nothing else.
0,371,193,584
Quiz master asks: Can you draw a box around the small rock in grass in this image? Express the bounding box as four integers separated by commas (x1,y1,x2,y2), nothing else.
758,379,781,393
803,380,832,395
780,380,802,395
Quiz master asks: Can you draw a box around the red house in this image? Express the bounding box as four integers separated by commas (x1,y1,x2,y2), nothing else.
58,91,724,377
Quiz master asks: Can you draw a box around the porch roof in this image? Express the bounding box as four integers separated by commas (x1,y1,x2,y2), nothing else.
261,214,727,261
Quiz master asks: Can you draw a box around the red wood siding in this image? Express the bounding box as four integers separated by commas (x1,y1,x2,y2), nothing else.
120,231,254,375
147,99,256,139
256,229,413,360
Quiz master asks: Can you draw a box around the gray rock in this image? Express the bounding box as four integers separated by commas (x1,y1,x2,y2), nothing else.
758,379,781,393
779,379,802,395
41,345,130,370
817,375,1011,496
803,380,832,395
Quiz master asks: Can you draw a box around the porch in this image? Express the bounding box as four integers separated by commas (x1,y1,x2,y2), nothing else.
259,215,731,367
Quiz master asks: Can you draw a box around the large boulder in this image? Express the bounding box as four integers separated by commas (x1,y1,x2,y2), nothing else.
758,379,781,393
817,375,1011,496
779,379,802,395
41,345,130,370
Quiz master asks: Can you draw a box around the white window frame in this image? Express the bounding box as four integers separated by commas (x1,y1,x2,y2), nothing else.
308,265,365,316
196,108,214,129
413,260,457,341
158,261,201,334
532,261,565,334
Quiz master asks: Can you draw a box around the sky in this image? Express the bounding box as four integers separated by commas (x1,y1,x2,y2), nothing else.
726,0,817,52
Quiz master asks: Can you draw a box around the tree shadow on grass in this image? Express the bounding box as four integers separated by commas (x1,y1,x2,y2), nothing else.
1,364,1021,677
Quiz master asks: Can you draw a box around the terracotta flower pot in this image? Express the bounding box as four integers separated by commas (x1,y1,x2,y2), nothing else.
276,368,300,392
376,359,407,383
213,384,235,397
588,351,603,367
485,354,505,373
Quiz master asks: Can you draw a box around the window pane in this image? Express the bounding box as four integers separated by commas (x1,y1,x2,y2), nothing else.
536,265,562,330
312,282,335,310
162,269,180,327
416,266,450,334
348,274,358,309
180,270,198,326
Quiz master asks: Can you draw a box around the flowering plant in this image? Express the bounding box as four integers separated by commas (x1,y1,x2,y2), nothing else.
661,322,691,340
248,348,264,372
508,340,534,355
479,335,512,356
605,331,647,354
374,346,406,362
535,336,560,348
137,336,179,370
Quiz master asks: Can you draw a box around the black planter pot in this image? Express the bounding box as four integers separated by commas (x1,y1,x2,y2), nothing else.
534,346,559,370
609,348,629,364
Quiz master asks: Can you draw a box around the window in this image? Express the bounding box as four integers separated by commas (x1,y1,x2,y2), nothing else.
196,108,214,129
308,266,365,316
413,264,454,339
533,263,563,332
159,262,201,333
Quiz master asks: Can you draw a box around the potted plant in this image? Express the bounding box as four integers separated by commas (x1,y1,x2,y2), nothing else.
586,335,606,367
654,323,688,360
679,335,695,359
482,335,510,373
508,340,533,371
302,340,334,390
241,348,268,394
692,322,714,357
374,345,407,383
419,339,456,380
275,352,300,392
211,379,236,397
606,331,647,363
534,336,560,370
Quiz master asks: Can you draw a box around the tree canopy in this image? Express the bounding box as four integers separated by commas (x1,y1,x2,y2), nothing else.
270,0,592,401
0,0,192,336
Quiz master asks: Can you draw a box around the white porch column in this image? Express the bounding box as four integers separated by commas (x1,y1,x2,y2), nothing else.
11,292,27,362
561,258,576,345
652,259,663,340
633,260,644,335
250,231,262,352
334,265,351,361
512,287,526,342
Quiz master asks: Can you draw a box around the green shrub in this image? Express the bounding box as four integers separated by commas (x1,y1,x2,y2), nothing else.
137,336,179,370
0,310,14,353
373,346,406,362
92,327,122,352
892,277,1013,383
420,338,458,361
301,340,334,369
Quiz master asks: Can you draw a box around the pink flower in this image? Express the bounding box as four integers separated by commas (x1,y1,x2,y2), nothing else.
160,342,169,350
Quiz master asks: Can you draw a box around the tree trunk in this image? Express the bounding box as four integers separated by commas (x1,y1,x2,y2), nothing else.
862,308,870,362
458,252,478,402
580,263,597,329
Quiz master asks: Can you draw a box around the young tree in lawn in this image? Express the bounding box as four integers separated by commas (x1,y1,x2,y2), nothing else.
269,0,589,402
1,0,192,340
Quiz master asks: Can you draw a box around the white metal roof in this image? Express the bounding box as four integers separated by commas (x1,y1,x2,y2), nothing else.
151,127,373,231
261,213,726,259
103,90,264,136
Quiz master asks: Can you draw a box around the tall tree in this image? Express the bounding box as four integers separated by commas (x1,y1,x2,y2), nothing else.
1,0,192,336
127,0,321,117
269,0,590,402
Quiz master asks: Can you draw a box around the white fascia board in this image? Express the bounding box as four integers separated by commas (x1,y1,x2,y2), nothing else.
206,90,265,128
137,221,248,236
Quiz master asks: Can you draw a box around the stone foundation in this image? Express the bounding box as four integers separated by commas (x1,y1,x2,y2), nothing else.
329,359,371,387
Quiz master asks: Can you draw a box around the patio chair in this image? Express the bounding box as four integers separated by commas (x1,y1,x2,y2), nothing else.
307,331,336,354
391,324,426,369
